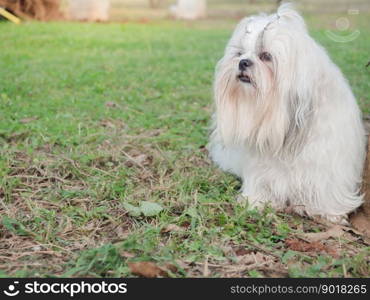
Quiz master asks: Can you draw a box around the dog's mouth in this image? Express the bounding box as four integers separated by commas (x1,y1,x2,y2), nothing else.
237,73,251,83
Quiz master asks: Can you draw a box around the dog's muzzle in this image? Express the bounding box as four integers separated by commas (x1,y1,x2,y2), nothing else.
238,59,253,83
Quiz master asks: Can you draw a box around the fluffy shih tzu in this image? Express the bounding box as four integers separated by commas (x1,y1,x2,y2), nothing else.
208,4,366,223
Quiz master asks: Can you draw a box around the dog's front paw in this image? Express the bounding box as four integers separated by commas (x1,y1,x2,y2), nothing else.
236,194,248,207
316,214,349,226
237,194,266,211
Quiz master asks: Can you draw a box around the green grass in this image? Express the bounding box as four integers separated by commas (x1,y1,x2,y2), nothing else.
0,16,369,277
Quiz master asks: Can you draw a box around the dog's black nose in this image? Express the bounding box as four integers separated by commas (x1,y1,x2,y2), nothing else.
239,59,253,70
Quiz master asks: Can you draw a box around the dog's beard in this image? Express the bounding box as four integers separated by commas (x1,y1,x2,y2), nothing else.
214,58,291,155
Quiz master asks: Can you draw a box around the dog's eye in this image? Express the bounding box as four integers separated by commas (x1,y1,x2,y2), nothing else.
259,52,272,62
236,51,242,57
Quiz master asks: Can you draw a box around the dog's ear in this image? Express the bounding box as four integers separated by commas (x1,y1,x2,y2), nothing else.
213,58,244,145
277,3,307,32
283,91,313,155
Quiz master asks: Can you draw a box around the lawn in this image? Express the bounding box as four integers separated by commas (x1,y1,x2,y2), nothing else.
0,16,369,277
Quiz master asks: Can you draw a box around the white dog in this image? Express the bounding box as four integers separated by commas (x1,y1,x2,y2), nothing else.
208,4,366,223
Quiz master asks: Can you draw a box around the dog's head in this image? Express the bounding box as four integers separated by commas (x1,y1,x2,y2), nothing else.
215,4,320,153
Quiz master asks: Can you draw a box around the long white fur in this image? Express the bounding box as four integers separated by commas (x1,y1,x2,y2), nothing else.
208,4,366,222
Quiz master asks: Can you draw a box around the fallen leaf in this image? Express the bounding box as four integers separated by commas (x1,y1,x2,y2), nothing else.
234,247,251,256
237,254,256,265
221,245,234,257
123,202,163,217
135,154,150,165
128,262,165,277
285,238,338,257
124,153,152,168
119,251,135,258
105,101,118,108
127,261,176,278
100,120,115,128
253,252,272,263
162,263,177,273
114,226,130,238
181,221,191,228
286,238,323,252
137,170,153,181
123,203,141,217
140,201,163,217
161,224,183,233
301,225,344,242
20,117,38,124
350,211,370,239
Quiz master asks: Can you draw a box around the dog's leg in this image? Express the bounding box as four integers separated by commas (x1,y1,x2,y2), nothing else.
320,214,349,226
237,179,270,210
236,181,250,206
208,141,245,177
236,194,267,210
